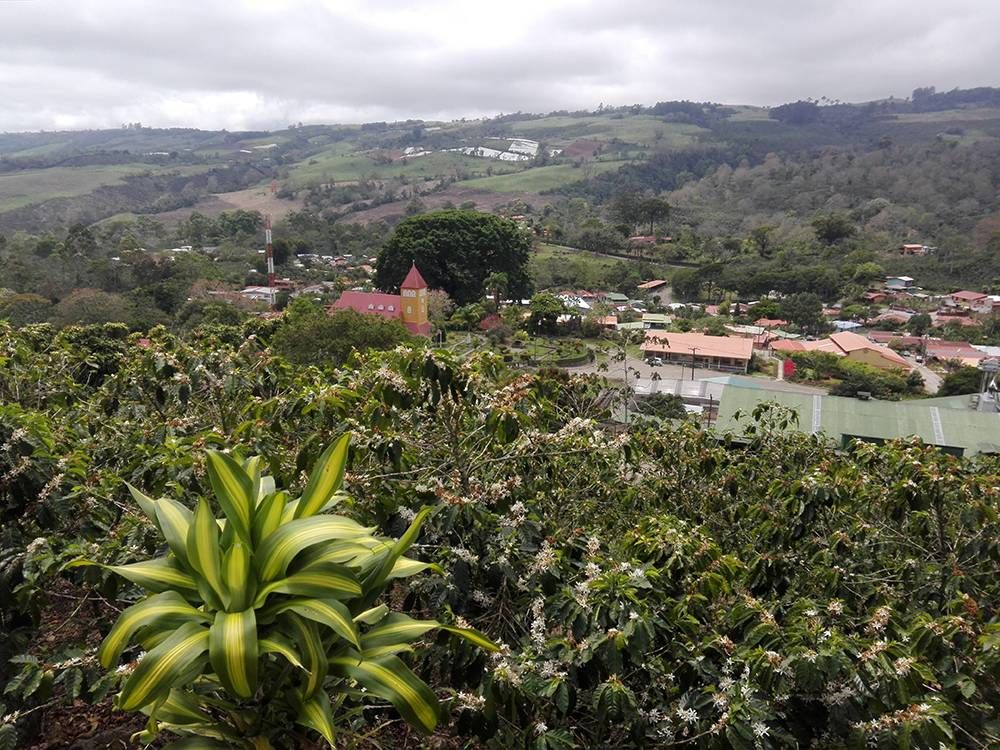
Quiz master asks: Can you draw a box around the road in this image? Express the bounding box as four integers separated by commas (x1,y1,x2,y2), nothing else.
904,355,942,394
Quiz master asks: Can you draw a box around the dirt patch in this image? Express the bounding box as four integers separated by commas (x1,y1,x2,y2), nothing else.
343,188,553,225
561,139,605,159
149,185,304,225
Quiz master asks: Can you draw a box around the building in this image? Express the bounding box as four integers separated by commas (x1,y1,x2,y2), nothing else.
946,290,987,309
713,383,1000,456
637,279,670,305
771,331,911,371
641,312,671,330
641,331,754,373
329,263,432,335
885,276,916,292
899,243,933,256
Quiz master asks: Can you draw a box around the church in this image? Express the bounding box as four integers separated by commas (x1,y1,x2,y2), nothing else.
329,263,432,335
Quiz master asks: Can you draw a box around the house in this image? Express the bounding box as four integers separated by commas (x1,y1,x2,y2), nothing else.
329,264,432,335
772,331,911,371
596,315,618,330
637,279,670,305
606,292,629,304
628,235,659,247
885,276,916,292
863,291,889,304
899,244,932,256
832,320,863,331
946,290,989,312
641,331,754,373
240,286,282,303
754,318,789,329
641,312,671,330
925,341,985,368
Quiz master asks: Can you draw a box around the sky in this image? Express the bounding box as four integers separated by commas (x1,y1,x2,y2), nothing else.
1,0,998,132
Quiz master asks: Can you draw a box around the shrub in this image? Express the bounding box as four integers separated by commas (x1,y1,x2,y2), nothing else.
81,436,495,748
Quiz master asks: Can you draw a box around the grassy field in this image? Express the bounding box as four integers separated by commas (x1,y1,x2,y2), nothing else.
286,146,522,187
0,164,206,212
456,161,628,192
505,114,704,147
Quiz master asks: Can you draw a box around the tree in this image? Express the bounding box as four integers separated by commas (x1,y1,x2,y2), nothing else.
272,300,414,366
375,211,532,305
908,313,932,336
62,223,98,259
852,261,885,285
638,392,687,420
51,288,136,328
938,366,982,396
484,271,509,311
527,292,565,335
747,225,776,258
779,292,824,333
0,293,54,327
811,213,856,245
637,197,670,235
670,268,703,301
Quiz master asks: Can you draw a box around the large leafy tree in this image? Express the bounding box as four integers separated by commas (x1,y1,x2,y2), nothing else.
374,210,532,305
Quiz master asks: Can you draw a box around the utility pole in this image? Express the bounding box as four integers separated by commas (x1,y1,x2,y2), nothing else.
689,346,699,381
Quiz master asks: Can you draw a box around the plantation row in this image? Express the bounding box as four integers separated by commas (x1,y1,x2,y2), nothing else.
0,320,997,749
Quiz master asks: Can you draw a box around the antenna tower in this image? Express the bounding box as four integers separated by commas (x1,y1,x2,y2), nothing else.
265,214,275,307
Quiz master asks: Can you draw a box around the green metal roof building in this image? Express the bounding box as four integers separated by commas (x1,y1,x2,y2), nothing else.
713,384,1000,456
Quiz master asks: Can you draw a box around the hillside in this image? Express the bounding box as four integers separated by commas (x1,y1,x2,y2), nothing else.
0,87,998,247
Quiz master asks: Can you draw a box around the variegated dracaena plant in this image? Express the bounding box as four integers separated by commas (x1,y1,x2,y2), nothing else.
81,434,496,749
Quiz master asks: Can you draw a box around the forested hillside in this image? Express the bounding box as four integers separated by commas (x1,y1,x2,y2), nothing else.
0,321,997,748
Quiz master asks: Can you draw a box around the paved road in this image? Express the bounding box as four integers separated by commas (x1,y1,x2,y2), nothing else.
904,355,942,394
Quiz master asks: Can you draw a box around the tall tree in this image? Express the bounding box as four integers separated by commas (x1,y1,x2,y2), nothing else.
375,210,532,305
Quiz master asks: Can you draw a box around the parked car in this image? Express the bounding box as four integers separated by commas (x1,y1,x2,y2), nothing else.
649,357,664,367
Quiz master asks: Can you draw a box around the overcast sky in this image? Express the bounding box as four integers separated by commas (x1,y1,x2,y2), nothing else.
1,0,998,132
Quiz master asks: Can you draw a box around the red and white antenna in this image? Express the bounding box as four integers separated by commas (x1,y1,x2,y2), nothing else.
264,214,275,306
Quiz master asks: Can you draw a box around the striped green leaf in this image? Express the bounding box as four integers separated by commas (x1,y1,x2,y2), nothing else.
361,613,499,653
259,635,305,670
353,604,389,625
295,434,350,519
99,591,209,669
186,498,226,606
255,563,362,607
125,482,161,528
205,451,253,543
256,516,372,582
154,498,194,569
118,622,210,711
329,653,441,734
388,556,442,580
361,643,414,659
360,613,438,650
438,625,499,652
360,506,433,603
222,540,254,611
269,598,360,649
209,609,258,698
148,688,213,727
296,688,336,747
107,557,200,596
298,540,378,568
284,613,327,699
252,490,287,546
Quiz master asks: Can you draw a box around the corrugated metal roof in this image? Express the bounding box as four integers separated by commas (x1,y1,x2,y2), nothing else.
713,384,1000,455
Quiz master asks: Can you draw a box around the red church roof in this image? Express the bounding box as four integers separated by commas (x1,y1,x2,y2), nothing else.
331,291,402,319
401,264,427,289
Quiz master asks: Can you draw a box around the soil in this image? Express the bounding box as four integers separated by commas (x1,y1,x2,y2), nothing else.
561,139,606,159
150,185,305,225
343,188,552,225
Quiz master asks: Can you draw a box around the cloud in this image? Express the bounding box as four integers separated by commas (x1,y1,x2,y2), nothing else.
0,0,997,131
